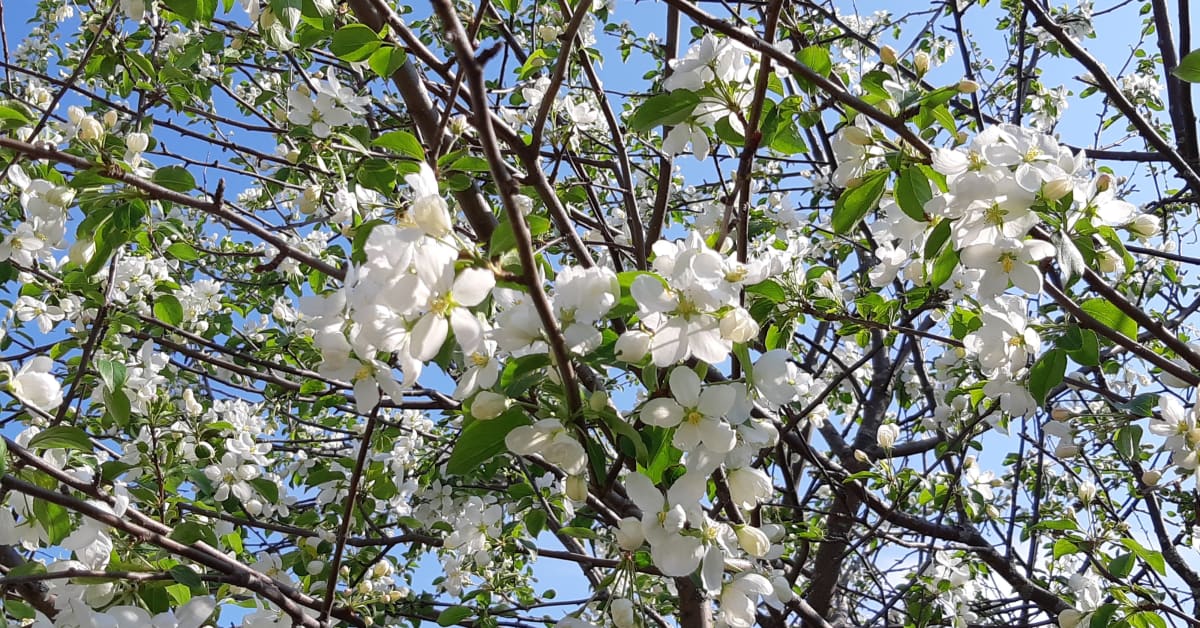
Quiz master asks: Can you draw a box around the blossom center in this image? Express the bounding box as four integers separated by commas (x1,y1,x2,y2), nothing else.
684,408,704,425
998,252,1017,274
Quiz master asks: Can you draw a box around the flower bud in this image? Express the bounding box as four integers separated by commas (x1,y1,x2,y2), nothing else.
720,308,760,343
307,560,324,575
1042,178,1073,202
67,105,85,125
771,575,794,603
1077,480,1096,505
876,423,900,450
126,132,150,154
614,330,651,362
956,79,979,94
588,390,608,413
300,185,321,215
735,524,771,558
614,516,644,550
841,125,873,146
471,391,509,420
78,116,104,142
1051,407,1073,421
1096,246,1121,273
103,110,119,128
68,239,96,266
610,598,636,628
412,196,452,238
880,45,898,66
914,51,931,75
1059,609,1086,628
565,474,588,502
1126,213,1160,239
1142,469,1162,486
1055,442,1080,458
1096,172,1114,192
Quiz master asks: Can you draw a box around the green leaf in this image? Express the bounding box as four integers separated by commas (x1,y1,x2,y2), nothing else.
797,46,832,77
168,565,203,588
104,389,131,424
1028,348,1067,405
1116,392,1158,418
831,170,888,235
1079,298,1137,339
165,242,200,261
154,294,184,326
1108,552,1134,578
28,426,92,451
1088,604,1119,628
367,45,407,80
330,24,381,62
524,510,547,537
445,409,530,475
489,219,517,256
923,218,951,259
1121,537,1166,575
1115,425,1142,459
153,166,196,193
604,412,648,464
1066,328,1099,366
894,167,932,222
0,104,31,124
0,438,8,478
1128,611,1168,628
372,130,424,160
1173,48,1200,82
170,521,219,547
1052,538,1078,559
4,599,35,620
628,91,701,132
436,606,473,627
33,497,70,544
162,0,218,23
745,279,786,303
166,583,192,606
559,526,597,539
97,359,128,392
1031,517,1078,531
928,246,958,289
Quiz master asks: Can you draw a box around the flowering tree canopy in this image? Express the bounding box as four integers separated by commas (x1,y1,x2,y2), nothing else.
4,0,1200,626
